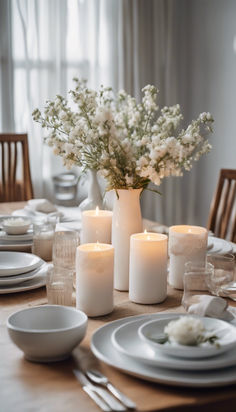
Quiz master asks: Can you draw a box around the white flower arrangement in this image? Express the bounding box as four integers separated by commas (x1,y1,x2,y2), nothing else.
32,78,213,192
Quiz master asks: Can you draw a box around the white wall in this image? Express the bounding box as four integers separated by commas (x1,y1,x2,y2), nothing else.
185,0,236,226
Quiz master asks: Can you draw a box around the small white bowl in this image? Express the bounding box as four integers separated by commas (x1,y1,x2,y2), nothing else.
138,316,236,359
2,217,31,235
7,305,88,362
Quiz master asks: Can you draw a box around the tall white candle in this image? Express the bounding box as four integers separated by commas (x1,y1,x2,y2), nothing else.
76,243,114,317
129,232,168,304
169,225,208,290
81,207,113,244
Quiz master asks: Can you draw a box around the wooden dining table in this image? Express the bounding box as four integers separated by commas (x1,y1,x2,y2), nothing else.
1,201,236,412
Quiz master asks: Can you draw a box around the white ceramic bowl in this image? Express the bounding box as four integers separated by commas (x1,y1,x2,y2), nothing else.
138,316,236,359
2,217,31,235
7,305,88,362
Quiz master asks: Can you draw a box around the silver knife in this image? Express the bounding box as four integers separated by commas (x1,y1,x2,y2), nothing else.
73,369,126,411
83,386,112,411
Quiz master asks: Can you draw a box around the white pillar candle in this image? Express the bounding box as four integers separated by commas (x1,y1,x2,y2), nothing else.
169,225,208,290
129,232,168,304
81,207,113,244
76,243,114,317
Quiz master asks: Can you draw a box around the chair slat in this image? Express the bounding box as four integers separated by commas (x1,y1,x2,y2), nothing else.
207,169,236,242
0,134,33,202
218,179,231,237
13,142,17,186
221,181,236,239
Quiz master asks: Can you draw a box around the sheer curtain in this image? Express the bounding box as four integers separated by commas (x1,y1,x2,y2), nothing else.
0,0,197,225
0,0,121,198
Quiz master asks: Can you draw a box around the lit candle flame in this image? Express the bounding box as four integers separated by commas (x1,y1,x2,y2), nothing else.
95,240,100,250
95,206,99,216
144,229,150,240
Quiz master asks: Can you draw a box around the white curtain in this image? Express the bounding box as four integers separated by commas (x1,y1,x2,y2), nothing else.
0,0,120,198
0,0,212,226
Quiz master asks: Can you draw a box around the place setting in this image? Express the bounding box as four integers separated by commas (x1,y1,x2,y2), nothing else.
0,251,48,294
0,216,33,251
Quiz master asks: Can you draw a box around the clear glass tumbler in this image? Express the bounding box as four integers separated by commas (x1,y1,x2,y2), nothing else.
206,253,235,296
46,266,74,306
52,230,80,269
32,222,55,261
182,261,214,310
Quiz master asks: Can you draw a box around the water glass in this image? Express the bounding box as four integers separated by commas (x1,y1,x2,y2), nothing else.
206,253,235,296
32,222,55,261
46,214,60,230
182,261,214,310
53,230,80,269
46,266,74,306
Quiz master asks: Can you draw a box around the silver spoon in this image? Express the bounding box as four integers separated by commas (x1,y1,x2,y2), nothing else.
86,369,136,410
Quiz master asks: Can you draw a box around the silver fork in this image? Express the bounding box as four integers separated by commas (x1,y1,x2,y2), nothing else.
86,369,136,410
73,369,126,411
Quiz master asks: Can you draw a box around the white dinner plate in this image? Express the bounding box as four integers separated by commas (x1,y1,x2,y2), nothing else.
207,238,214,250
138,316,236,359
112,317,236,371
0,252,43,276
91,313,236,388
0,230,33,241
0,242,33,252
0,262,47,286
0,266,47,294
207,237,233,255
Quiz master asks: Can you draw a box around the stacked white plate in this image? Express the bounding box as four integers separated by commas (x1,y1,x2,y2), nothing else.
207,236,234,255
0,216,33,251
0,252,47,294
91,313,236,388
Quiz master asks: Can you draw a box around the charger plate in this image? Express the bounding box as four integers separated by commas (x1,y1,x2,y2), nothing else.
91,313,236,387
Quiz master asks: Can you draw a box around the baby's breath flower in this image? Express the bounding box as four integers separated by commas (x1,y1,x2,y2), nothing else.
32,79,214,190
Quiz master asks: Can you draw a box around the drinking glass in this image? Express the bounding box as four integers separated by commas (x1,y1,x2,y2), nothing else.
32,222,55,261
46,266,74,306
52,230,80,269
182,261,214,310
206,253,235,297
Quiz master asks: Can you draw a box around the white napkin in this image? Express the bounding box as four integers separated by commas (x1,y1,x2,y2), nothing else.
27,199,58,214
188,295,236,322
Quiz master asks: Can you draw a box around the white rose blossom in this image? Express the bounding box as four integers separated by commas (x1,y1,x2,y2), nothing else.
32,79,214,192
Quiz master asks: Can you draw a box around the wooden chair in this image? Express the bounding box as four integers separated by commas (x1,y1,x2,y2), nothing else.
0,133,34,202
207,169,236,243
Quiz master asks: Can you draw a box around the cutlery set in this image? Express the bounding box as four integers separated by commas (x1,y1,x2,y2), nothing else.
73,369,136,411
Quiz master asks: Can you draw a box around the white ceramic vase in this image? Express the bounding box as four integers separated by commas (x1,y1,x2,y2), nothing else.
112,188,143,291
79,169,103,211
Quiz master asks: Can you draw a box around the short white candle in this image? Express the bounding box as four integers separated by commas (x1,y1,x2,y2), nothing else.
81,207,113,244
76,243,114,317
169,225,208,290
129,232,168,304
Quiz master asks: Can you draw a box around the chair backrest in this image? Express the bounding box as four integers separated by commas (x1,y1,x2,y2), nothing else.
0,133,34,202
207,169,236,243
